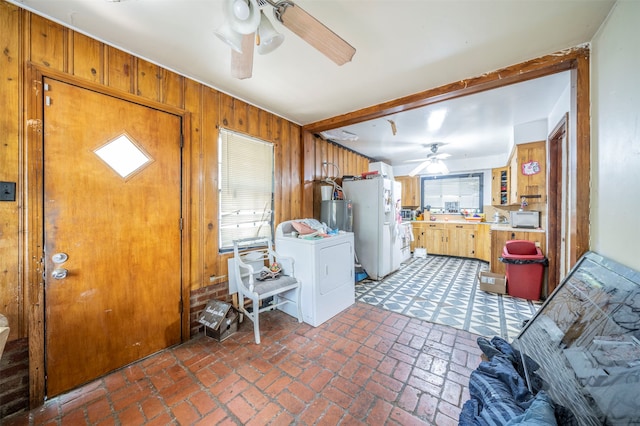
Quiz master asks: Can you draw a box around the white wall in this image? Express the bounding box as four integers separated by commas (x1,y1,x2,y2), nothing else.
513,119,548,144
590,0,640,271
548,82,570,134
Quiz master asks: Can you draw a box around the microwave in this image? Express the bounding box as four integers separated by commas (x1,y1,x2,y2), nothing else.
510,211,540,228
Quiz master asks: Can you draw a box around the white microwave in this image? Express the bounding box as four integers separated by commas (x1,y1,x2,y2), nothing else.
510,211,540,228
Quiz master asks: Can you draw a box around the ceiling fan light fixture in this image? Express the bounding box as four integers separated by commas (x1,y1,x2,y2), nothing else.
214,24,245,53
256,10,285,55
271,0,356,65
232,0,250,20
224,0,261,35
427,160,449,174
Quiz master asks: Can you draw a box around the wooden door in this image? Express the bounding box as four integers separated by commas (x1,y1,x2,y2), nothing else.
43,78,183,397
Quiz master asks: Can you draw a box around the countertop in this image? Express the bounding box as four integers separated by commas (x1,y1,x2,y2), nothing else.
404,220,545,233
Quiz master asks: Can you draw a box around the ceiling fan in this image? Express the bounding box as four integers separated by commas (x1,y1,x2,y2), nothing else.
215,0,356,79
408,143,451,176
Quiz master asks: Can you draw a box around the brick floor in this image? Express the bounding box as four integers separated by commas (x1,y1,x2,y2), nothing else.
3,302,483,425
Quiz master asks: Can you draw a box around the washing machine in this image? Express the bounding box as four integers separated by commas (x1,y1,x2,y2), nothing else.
275,220,355,327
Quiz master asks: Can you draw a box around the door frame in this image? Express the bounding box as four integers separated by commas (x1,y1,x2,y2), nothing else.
547,114,568,295
24,64,192,406
303,47,591,299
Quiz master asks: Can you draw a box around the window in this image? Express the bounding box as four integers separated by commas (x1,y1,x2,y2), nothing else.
218,129,274,251
421,173,483,214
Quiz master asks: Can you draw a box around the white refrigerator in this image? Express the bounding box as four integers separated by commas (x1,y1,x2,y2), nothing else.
343,178,402,280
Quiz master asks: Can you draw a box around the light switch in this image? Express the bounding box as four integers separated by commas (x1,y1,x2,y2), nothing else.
0,182,16,202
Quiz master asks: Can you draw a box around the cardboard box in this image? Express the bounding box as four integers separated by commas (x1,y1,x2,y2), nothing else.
478,271,507,295
199,300,239,342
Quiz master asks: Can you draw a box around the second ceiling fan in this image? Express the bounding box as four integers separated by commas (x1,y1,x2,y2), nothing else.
408,143,451,176
215,0,356,79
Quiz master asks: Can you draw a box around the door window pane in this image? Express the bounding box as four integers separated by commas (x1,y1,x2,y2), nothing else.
94,133,153,179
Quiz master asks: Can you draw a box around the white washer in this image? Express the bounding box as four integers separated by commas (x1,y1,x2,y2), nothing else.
275,221,355,327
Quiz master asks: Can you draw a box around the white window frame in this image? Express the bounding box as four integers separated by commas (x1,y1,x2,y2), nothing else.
420,173,484,214
218,129,274,251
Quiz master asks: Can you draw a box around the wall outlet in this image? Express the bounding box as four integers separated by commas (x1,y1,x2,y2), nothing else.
0,181,16,201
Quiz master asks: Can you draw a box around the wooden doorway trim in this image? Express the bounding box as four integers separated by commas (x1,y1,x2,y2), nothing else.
303,46,591,294
547,113,568,296
24,63,192,407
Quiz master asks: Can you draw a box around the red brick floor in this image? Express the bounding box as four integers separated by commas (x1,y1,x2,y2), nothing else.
4,302,483,425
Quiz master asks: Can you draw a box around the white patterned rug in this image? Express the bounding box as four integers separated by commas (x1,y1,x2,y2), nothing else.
355,255,543,340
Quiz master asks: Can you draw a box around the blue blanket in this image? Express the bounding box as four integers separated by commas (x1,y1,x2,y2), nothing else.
459,337,557,426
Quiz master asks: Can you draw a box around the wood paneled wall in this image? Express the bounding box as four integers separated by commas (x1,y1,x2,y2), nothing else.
301,132,370,218
0,1,369,343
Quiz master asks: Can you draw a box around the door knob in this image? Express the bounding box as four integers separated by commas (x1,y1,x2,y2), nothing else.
52,268,68,280
52,252,69,263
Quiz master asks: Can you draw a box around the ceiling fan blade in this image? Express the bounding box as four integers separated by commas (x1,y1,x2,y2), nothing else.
409,160,432,177
231,33,255,79
275,2,355,65
434,153,451,160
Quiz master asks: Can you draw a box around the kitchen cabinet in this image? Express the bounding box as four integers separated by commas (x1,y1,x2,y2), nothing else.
411,222,477,258
426,223,449,255
475,224,491,262
410,222,427,251
490,228,546,275
395,175,420,208
491,167,509,206
448,224,476,257
508,141,546,205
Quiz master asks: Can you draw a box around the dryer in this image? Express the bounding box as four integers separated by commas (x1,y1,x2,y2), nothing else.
275,221,355,327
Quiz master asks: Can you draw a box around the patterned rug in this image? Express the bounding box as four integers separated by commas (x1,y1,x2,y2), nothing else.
355,255,543,340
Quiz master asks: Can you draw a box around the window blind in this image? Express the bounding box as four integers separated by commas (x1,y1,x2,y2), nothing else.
421,173,483,213
218,129,274,250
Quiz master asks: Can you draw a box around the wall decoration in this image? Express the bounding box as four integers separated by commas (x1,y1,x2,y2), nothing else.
522,160,541,176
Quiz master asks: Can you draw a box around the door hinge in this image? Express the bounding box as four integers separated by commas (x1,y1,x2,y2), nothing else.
179,299,183,314
179,217,183,230
44,83,52,106
180,134,184,148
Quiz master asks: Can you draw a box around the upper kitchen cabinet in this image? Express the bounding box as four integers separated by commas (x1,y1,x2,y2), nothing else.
508,141,546,205
491,166,509,206
395,176,420,208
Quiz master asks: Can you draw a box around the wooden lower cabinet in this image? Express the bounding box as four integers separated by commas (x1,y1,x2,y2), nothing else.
448,224,476,257
475,224,491,262
429,225,449,255
490,229,546,275
410,223,426,252
411,222,481,258
410,222,543,268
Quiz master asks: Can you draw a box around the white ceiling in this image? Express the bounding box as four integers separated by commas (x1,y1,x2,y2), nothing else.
326,70,571,173
8,0,615,171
